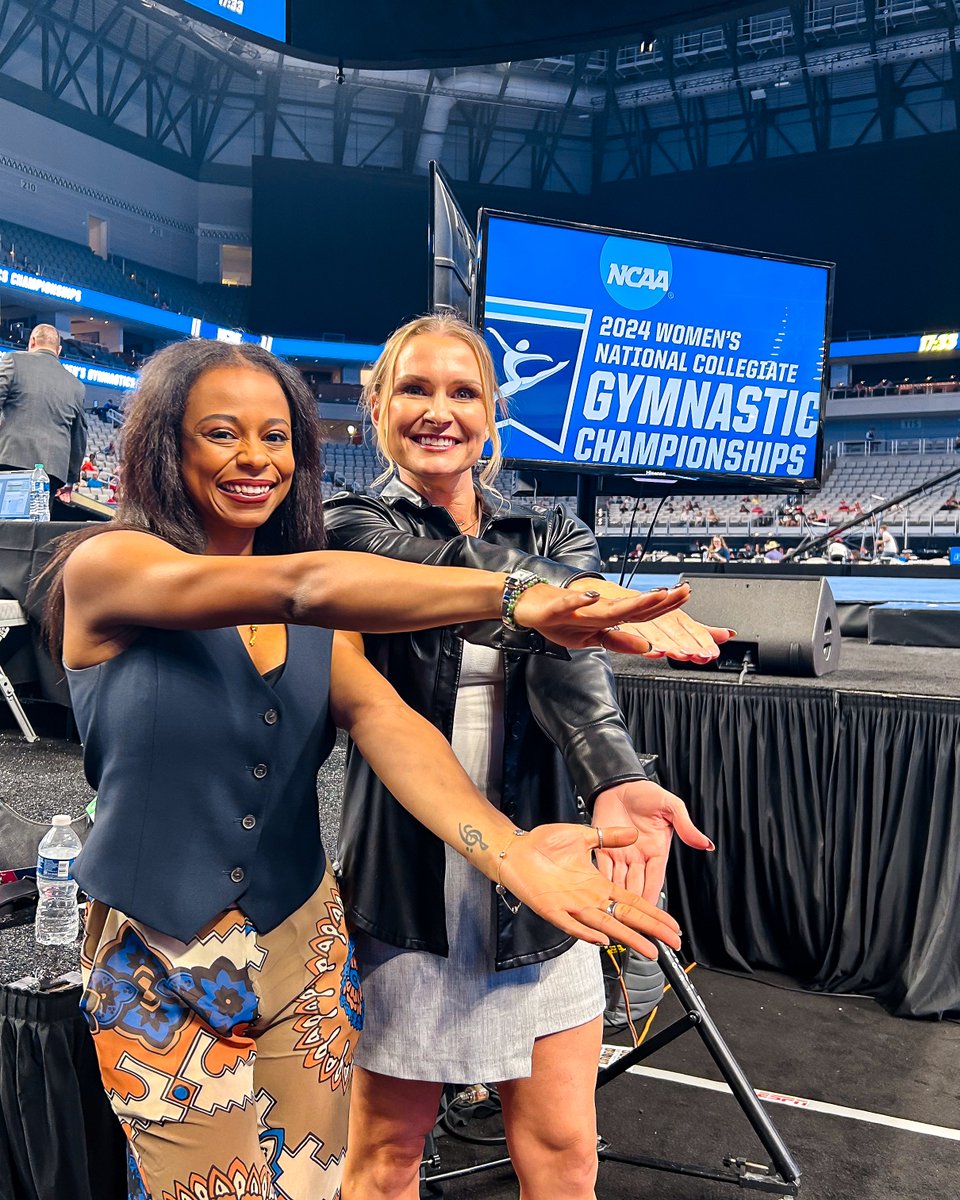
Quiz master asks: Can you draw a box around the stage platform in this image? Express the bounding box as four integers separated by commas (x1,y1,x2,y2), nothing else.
610,641,960,1021
615,638,960,696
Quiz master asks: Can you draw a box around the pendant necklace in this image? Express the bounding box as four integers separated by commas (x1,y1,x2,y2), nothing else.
247,625,258,647
451,508,477,537
452,503,481,537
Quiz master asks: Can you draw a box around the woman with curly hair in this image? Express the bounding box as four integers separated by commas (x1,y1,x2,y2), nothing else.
37,337,697,1200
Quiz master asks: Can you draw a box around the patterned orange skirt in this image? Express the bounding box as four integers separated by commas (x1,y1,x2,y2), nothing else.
79,872,362,1200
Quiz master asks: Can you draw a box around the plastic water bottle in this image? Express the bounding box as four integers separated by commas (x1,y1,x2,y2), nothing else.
35,815,82,945
29,463,50,522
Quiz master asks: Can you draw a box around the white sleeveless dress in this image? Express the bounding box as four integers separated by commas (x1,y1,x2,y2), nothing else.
352,639,605,1082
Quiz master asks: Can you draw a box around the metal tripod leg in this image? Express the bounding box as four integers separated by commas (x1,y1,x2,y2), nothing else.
596,942,801,1194
0,662,38,743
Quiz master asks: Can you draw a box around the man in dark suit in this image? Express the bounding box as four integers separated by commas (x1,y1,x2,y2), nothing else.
0,323,87,490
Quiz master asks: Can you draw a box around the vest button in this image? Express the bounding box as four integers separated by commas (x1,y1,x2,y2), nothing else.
253,763,268,779
242,814,256,830
230,867,245,883
264,708,279,725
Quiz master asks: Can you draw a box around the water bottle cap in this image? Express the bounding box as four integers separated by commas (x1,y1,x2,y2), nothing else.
52,814,72,826
35,464,43,469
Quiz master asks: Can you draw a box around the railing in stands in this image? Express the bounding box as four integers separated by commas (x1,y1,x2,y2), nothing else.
831,438,960,457
596,514,960,539
829,381,960,399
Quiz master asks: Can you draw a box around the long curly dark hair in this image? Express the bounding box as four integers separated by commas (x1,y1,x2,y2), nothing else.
36,340,327,656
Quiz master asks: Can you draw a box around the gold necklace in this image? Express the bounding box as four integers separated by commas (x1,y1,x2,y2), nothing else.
247,625,258,647
452,509,480,536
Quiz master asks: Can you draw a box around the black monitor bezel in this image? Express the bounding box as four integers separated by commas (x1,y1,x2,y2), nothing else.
427,161,477,323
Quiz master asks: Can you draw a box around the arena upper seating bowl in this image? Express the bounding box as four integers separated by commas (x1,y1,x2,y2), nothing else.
0,218,249,331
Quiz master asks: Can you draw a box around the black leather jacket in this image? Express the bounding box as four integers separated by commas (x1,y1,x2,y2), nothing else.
324,477,648,970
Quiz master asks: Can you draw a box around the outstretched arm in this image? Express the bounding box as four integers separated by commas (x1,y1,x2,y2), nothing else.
325,494,728,660
61,528,690,666
521,510,718,890
329,632,681,959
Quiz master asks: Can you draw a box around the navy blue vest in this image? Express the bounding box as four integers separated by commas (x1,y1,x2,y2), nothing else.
67,624,335,942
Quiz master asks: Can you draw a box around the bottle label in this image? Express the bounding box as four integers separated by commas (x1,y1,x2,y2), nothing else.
37,855,75,880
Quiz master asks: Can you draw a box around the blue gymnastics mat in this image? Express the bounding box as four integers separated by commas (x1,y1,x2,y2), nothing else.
606,573,960,605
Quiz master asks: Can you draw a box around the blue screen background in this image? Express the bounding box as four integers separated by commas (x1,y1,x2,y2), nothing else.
480,215,830,483
184,0,285,40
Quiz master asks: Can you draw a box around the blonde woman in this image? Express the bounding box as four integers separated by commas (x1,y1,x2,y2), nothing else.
325,315,731,1200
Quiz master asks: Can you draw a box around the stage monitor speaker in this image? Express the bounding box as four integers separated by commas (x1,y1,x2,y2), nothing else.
677,575,840,676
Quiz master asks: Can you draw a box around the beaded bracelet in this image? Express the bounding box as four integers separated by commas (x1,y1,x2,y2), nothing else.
501,569,547,631
495,828,528,913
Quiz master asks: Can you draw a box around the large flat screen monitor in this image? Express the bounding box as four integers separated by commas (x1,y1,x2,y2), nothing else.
477,211,833,490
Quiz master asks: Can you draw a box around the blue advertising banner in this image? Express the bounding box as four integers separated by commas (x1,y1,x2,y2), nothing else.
478,213,831,485
62,361,139,392
0,264,194,336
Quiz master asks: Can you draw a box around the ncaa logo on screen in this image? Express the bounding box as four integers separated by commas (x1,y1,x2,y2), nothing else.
600,236,673,312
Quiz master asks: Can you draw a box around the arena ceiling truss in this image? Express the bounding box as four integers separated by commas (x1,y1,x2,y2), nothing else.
0,0,956,188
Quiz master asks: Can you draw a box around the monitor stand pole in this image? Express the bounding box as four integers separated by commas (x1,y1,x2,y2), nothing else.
576,472,598,533
595,943,801,1194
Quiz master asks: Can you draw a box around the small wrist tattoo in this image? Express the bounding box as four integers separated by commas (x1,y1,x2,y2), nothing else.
459,823,489,853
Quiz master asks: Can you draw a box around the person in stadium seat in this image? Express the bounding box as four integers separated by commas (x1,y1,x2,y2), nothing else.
36,338,721,1200
706,533,731,561
324,314,733,1200
0,322,86,490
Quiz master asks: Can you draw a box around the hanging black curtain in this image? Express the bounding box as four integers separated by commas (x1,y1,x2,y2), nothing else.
616,676,960,1019
817,695,960,1017
0,986,126,1200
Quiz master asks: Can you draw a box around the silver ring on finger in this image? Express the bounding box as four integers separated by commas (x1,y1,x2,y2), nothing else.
596,827,604,850
605,900,619,917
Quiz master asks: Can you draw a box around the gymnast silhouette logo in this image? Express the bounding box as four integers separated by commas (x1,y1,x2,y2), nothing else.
482,302,591,452
487,328,570,398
